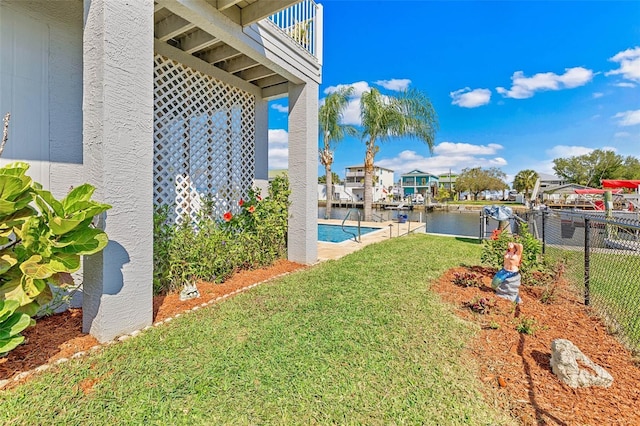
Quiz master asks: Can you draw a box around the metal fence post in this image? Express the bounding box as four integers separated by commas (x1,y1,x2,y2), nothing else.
584,217,590,306
541,210,546,255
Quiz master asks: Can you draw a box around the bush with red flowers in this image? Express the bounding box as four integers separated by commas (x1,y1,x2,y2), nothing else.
153,175,290,294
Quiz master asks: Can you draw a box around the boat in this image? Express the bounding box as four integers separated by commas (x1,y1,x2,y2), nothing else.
604,238,640,251
384,203,413,211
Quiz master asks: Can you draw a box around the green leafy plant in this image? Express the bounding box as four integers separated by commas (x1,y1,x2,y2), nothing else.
0,162,111,355
465,296,496,315
153,174,291,295
514,316,537,335
481,223,542,276
0,299,35,355
452,271,483,288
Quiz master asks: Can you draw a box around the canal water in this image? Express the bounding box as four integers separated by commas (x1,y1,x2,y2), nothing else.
318,207,499,238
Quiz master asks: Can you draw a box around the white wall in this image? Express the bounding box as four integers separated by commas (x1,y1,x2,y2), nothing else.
0,1,84,195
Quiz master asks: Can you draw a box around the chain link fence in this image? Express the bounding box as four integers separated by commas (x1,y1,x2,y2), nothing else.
514,209,640,351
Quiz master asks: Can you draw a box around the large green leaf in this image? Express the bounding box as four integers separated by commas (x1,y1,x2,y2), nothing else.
0,250,18,275
57,228,109,255
0,299,20,323
20,255,56,280
33,188,64,217
22,276,46,299
49,216,84,236
0,278,33,306
0,175,32,202
0,206,37,234
47,272,75,288
15,301,39,317
62,184,95,212
48,252,81,273
19,217,53,258
0,162,30,177
0,312,34,340
0,335,25,354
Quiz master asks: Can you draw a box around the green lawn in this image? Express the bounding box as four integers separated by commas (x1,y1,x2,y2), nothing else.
0,235,513,425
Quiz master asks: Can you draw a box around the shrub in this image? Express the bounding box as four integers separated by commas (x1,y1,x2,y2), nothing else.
0,162,110,355
465,297,496,315
153,174,290,295
452,271,483,288
514,316,537,335
480,223,542,276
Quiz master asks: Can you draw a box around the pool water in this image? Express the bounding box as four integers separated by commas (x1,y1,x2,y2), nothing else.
318,224,383,243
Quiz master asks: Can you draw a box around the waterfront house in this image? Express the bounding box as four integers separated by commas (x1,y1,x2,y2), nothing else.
0,0,322,341
344,165,394,202
401,170,439,200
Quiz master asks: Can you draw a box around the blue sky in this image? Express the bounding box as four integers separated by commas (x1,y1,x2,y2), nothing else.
267,0,640,185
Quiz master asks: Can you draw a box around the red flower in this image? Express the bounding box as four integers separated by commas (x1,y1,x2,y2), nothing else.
491,229,501,240
238,199,244,207
257,195,262,201
223,211,233,222
248,205,255,213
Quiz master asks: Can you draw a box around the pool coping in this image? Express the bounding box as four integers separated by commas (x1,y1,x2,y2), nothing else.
317,219,425,261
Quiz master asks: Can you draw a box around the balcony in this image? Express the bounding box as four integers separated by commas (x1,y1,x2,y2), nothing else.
153,0,322,99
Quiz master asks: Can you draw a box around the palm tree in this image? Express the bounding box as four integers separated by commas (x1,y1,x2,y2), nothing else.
513,169,539,202
360,88,438,221
319,87,357,219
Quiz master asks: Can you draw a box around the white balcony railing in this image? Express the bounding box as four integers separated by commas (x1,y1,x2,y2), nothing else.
268,0,323,63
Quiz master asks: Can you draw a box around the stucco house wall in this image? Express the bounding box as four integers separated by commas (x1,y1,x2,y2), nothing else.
0,0,321,342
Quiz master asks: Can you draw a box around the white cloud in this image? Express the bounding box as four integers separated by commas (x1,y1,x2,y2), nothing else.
341,98,362,126
606,46,640,82
374,79,411,91
592,92,604,99
614,110,640,126
434,142,502,156
268,129,288,169
376,142,507,176
496,67,594,99
324,81,371,97
614,82,636,88
450,87,491,108
545,145,595,159
615,131,631,138
271,103,288,113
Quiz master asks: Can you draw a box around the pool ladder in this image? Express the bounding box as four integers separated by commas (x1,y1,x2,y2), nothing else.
342,209,362,243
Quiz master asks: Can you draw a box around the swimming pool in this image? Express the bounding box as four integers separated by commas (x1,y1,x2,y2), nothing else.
318,224,383,243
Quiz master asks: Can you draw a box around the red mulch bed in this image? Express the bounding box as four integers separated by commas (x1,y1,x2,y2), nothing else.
432,266,640,425
0,259,306,385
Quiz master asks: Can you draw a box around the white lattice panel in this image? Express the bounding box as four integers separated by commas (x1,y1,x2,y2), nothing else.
153,55,255,223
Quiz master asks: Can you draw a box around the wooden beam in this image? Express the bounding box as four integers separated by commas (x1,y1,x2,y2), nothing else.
254,74,287,88
217,55,259,73
261,82,289,100
155,14,196,41
179,29,220,54
241,0,300,26
216,0,242,11
198,44,241,64
236,65,277,82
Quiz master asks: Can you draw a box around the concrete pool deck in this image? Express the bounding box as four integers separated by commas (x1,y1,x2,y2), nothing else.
317,219,426,262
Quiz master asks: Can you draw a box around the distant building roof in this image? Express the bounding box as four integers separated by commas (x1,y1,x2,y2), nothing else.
401,169,439,178
538,172,565,183
345,164,394,172
543,183,591,194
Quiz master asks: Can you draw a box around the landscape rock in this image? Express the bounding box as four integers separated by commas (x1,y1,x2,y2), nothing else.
550,339,613,388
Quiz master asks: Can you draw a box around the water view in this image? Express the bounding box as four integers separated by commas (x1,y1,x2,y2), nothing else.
318,207,498,238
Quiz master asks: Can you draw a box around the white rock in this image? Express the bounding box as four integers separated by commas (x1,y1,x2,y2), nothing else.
550,339,613,388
